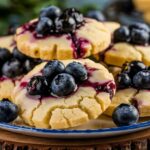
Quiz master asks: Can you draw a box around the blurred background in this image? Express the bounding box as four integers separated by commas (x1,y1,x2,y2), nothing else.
0,0,148,36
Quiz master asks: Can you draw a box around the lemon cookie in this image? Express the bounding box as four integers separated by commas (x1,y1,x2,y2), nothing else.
134,0,150,12
103,22,120,34
15,7,111,60
104,23,150,67
12,59,116,129
104,61,150,117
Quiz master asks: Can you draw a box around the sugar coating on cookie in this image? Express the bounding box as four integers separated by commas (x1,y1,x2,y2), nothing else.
15,18,111,60
12,59,116,129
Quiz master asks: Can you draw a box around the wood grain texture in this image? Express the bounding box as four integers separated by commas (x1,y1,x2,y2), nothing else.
0,128,150,149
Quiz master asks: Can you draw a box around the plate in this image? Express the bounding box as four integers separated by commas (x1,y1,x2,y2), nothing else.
0,121,150,138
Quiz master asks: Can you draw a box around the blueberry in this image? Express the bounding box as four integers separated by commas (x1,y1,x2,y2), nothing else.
122,61,146,78
63,8,84,26
40,6,61,20
129,23,150,33
51,73,77,97
61,16,76,33
133,70,150,89
0,99,18,123
36,17,53,35
0,48,12,63
27,76,49,96
65,62,88,82
112,104,139,127
113,26,130,43
43,60,65,79
130,29,149,45
24,59,36,72
55,18,63,32
2,58,24,78
86,10,105,21
13,47,27,61
117,73,131,88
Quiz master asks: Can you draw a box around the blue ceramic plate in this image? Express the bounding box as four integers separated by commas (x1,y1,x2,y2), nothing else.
0,121,150,138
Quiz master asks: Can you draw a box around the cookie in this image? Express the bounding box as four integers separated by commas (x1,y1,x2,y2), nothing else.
0,78,16,100
15,8,111,60
143,11,150,23
134,0,150,12
103,22,120,34
104,88,137,116
0,35,15,52
104,61,150,117
104,23,150,67
104,43,142,67
12,59,116,129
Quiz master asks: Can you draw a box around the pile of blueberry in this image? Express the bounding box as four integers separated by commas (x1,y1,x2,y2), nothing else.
35,6,84,35
0,99,18,123
0,47,41,78
113,23,150,45
117,61,150,89
27,60,88,97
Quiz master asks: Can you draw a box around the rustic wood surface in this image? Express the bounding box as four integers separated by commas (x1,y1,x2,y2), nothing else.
0,128,150,149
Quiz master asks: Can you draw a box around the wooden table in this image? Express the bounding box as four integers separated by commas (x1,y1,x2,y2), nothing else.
0,128,150,150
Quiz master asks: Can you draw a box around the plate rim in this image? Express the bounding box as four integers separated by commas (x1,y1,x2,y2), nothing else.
0,120,150,134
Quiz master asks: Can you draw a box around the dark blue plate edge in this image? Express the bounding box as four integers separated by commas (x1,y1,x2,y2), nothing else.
0,121,149,134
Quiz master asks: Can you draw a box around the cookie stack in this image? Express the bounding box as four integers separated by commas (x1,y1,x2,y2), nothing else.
1,5,150,130
0,6,119,129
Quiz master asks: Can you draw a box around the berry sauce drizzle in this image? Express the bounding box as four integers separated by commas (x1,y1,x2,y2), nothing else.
0,76,8,82
20,65,115,100
18,21,90,59
69,33,90,59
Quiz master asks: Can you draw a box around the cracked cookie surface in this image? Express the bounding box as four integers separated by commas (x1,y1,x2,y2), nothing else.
15,18,111,60
12,59,115,129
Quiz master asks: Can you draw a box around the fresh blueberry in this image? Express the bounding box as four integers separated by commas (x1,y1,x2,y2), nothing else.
51,73,77,97
63,8,84,26
133,70,150,89
129,23,150,33
36,17,53,35
13,47,27,61
112,104,139,127
55,18,63,32
65,62,88,82
117,73,131,88
0,48,12,63
0,99,18,123
113,26,130,43
130,29,149,45
24,59,36,72
43,60,65,79
122,61,147,78
86,10,105,21
61,16,76,33
40,6,61,20
27,76,49,96
2,58,24,78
